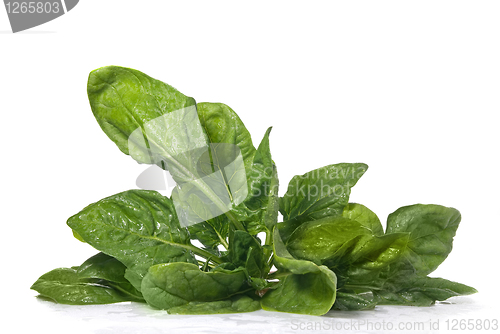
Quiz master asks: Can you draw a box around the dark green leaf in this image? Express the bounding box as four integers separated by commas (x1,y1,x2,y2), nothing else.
232,127,279,234
77,252,144,302
77,252,128,283
262,164,279,231
260,265,337,316
272,227,326,275
279,163,368,242
386,204,460,275
140,262,248,311
342,233,410,271
332,233,410,289
31,267,136,305
333,291,376,311
374,276,477,306
286,216,372,264
67,190,197,291
260,228,337,316
167,293,261,315
227,230,268,278
188,215,230,251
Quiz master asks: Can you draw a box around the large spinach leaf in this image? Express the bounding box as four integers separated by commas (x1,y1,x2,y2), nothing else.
67,189,201,291
89,66,247,230
386,204,460,276
88,66,196,159
140,262,248,311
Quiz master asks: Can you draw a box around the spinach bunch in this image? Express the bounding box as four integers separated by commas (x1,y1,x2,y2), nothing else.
31,66,476,315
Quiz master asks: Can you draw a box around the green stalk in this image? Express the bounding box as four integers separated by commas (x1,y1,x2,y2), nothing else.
224,210,245,231
185,242,224,264
264,229,273,266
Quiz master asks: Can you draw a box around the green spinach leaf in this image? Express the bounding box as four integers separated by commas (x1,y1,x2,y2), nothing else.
232,127,278,233
77,252,144,301
373,276,477,306
188,215,230,251
140,262,248,311
67,189,200,291
332,291,376,311
31,267,136,305
197,102,256,180
386,204,460,276
343,203,384,236
286,216,372,264
77,252,128,283
167,294,261,315
88,66,196,159
260,228,337,315
278,163,368,242
225,229,269,289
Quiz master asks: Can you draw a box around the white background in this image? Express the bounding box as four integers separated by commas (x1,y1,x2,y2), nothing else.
1,1,499,333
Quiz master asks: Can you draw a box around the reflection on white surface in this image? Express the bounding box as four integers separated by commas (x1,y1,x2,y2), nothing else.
26,295,497,334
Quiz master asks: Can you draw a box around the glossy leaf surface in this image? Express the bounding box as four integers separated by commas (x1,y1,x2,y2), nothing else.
260,228,337,315
141,262,247,310
167,294,261,315
386,204,460,275
67,190,197,291
333,291,376,311
197,102,256,179
77,252,144,301
279,163,368,242
31,267,135,305
343,203,384,236
286,216,372,264
374,276,477,306
88,66,196,158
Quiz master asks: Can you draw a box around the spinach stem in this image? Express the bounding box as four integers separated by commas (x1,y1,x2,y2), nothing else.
218,235,229,250
224,210,246,231
187,242,224,264
263,230,273,266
